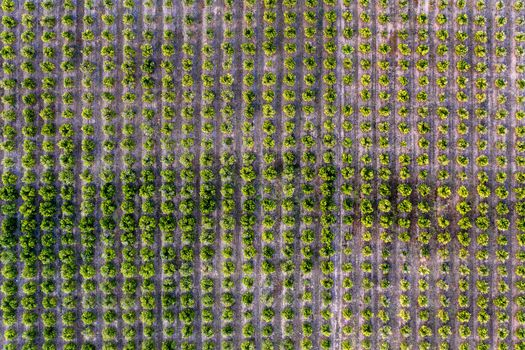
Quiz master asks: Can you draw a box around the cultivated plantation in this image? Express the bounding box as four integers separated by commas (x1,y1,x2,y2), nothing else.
0,0,524,349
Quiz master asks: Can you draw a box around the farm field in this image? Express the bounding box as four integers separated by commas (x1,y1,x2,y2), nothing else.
0,0,525,349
